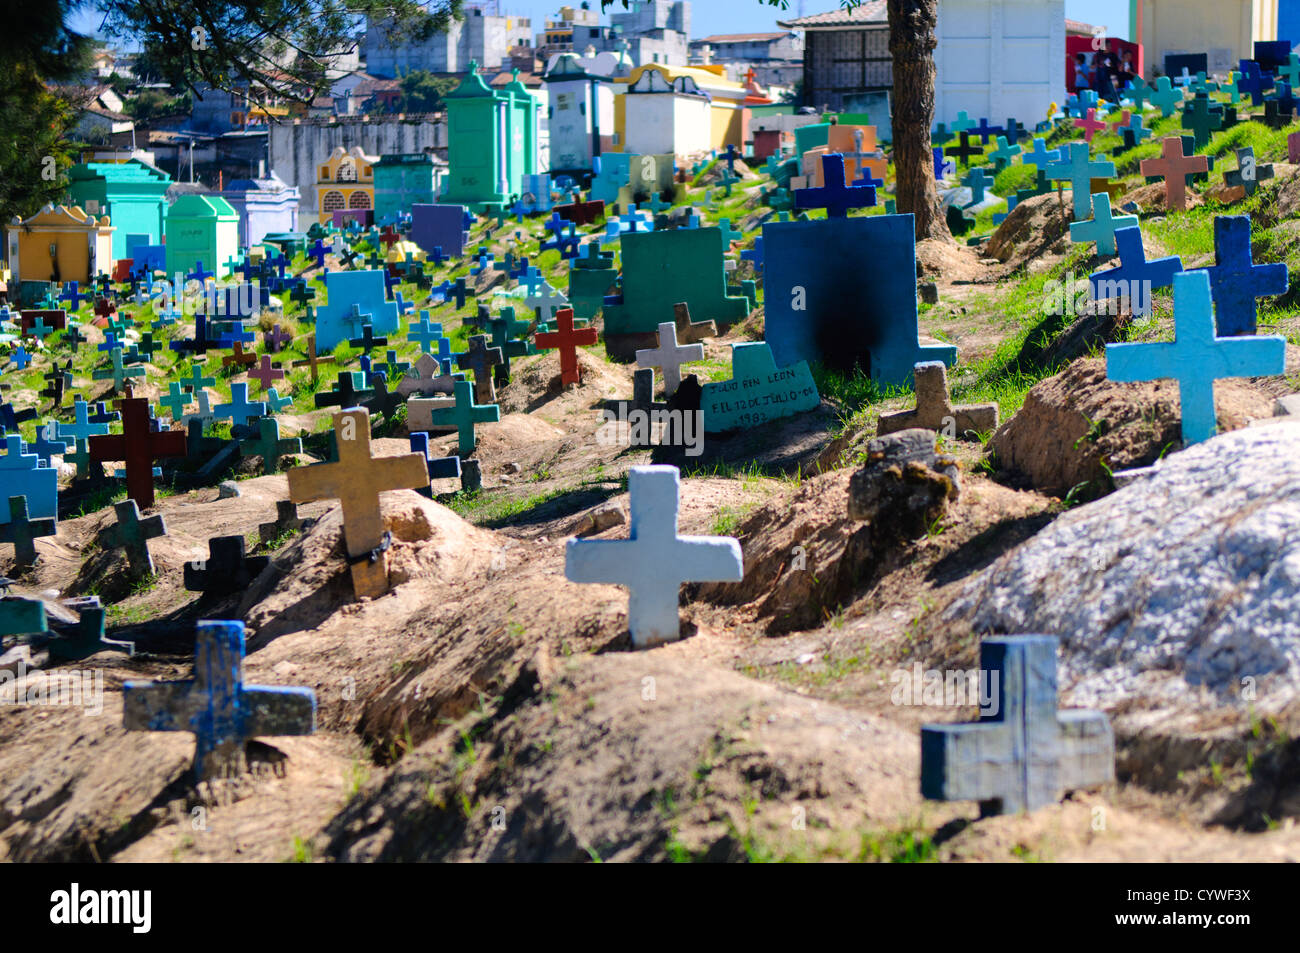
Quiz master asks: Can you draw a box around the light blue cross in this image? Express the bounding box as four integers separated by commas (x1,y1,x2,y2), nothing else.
1106,271,1285,444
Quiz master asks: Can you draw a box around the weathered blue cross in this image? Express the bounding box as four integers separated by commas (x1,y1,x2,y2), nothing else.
124,620,316,780
1190,215,1287,336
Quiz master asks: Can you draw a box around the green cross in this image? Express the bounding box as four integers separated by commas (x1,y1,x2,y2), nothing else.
183,361,216,393
0,596,46,637
158,382,190,421
92,346,146,391
98,499,166,576
0,494,55,568
240,417,302,474
426,378,501,455
46,606,133,663
65,437,95,480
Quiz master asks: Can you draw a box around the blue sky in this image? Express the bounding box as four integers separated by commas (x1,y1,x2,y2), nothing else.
71,0,1133,47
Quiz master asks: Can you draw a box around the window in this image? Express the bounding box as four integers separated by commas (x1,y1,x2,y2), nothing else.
348,191,371,209
337,157,357,182
321,190,345,212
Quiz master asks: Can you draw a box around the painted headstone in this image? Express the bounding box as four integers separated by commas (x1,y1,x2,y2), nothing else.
700,342,819,433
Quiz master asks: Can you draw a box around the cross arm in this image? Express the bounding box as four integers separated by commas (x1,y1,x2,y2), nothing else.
240,685,317,737
123,680,195,731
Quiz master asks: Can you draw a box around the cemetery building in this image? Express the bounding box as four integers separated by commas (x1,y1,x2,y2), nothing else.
545,52,619,175
933,0,1065,130
362,5,534,77
315,146,378,224
373,153,440,224
5,204,113,286
614,64,748,153
620,68,713,157
220,168,302,247
689,31,805,87
778,4,893,113
442,66,541,212
1131,0,1282,78
570,0,692,67
783,0,1065,128
64,157,172,260
164,194,239,279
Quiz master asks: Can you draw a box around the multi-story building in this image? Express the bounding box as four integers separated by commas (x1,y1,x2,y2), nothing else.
571,0,691,67
363,4,533,78
689,30,804,87
537,4,603,60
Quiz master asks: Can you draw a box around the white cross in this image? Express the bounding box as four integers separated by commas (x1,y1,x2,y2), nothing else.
635,322,704,397
525,282,569,326
566,466,743,647
180,390,215,428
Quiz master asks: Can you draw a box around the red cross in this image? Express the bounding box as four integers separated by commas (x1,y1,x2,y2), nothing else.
88,398,186,509
1139,136,1209,210
1108,109,1131,133
378,227,400,250
535,308,598,386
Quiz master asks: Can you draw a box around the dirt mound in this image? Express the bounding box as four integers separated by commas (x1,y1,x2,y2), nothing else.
240,491,502,643
496,348,629,417
916,237,994,282
985,191,1073,267
326,650,918,862
1012,306,1134,372
1125,181,1205,214
990,357,1278,498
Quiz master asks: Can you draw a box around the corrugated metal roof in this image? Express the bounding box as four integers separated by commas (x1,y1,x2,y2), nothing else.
778,2,888,29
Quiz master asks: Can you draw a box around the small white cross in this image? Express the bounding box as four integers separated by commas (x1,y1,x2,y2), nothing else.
635,322,704,397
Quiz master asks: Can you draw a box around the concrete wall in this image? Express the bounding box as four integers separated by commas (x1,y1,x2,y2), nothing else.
935,0,1065,129
269,118,447,218
363,11,533,77
1137,0,1263,77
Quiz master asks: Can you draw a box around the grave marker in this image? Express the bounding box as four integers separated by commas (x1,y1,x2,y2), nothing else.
0,495,55,568
536,308,599,387
124,620,316,779
921,635,1114,815
1106,271,1285,444
700,342,819,433
184,536,271,596
286,408,429,598
1189,215,1287,336
634,321,704,397
565,466,743,647
878,362,998,438
411,378,499,455
88,398,185,508
1140,137,1208,211
240,417,303,474
98,499,166,576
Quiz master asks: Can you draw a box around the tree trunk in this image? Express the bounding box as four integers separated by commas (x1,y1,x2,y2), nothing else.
887,0,952,242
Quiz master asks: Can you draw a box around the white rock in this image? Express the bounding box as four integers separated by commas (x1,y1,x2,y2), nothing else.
945,423,1300,714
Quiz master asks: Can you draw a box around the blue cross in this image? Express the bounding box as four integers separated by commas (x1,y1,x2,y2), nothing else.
30,424,68,467
1090,226,1183,317
1189,215,1288,336
988,135,1022,171
11,347,30,371
1069,193,1138,256
740,236,764,274
795,154,877,218
1106,271,1285,445
407,312,445,354
265,387,293,414
1237,59,1272,105
0,434,57,521
123,620,316,780
972,117,1001,143
1046,141,1116,220
187,261,214,284
215,382,267,428
60,399,113,442
59,282,84,311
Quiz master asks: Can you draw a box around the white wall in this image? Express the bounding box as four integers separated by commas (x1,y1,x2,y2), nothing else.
623,94,710,158
934,0,1065,129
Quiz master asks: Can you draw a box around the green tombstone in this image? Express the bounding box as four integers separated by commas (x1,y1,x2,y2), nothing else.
603,227,749,339
66,159,172,260
165,195,240,279
374,154,437,223
443,63,539,213
569,244,619,320
794,122,831,158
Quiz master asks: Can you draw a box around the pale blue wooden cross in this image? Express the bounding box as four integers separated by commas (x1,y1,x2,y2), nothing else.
215,382,267,428
1047,141,1116,220
565,466,743,648
1106,271,1285,444
1069,193,1138,256
921,635,1113,815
